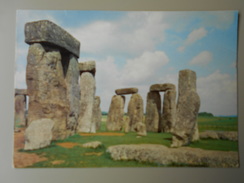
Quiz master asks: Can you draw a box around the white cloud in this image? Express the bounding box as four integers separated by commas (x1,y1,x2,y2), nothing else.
122,51,169,85
178,27,207,52
197,70,237,116
68,11,168,57
189,51,212,65
14,69,26,89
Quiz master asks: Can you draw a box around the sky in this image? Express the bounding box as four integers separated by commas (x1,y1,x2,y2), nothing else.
15,10,238,116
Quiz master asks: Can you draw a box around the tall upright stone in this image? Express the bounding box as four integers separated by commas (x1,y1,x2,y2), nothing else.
26,43,69,140
171,69,200,147
161,89,176,133
107,95,125,131
145,91,161,132
77,72,96,133
25,20,80,140
65,55,80,133
14,94,27,127
128,93,144,132
93,96,102,131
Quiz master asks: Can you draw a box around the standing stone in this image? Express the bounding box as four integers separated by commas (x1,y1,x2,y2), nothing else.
171,69,200,147
65,55,80,133
24,118,54,150
107,95,125,131
26,43,69,140
77,72,96,133
128,94,144,132
161,89,176,133
145,91,161,132
135,122,147,136
92,96,102,131
14,95,27,127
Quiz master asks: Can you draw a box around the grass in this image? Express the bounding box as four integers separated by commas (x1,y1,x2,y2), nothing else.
19,115,238,168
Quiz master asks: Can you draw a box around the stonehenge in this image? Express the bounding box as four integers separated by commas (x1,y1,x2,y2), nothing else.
23,20,101,146
107,88,144,132
18,19,201,151
145,83,176,133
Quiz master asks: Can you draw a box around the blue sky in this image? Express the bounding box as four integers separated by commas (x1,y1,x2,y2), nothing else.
15,10,238,116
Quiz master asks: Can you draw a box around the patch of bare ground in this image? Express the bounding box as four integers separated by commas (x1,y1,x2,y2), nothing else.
14,128,47,168
56,142,82,148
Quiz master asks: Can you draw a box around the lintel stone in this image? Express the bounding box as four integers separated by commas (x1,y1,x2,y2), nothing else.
25,20,80,58
79,61,96,76
15,89,28,96
115,88,138,95
150,83,176,92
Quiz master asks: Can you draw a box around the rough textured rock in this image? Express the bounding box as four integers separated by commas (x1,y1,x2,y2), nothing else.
78,72,96,133
135,122,147,136
128,94,144,132
150,83,176,92
145,91,161,132
15,89,28,96
123,116,130,133
107,95,125,131
107,144,239,168
171,69,200,147
79,61,96,76
161,89,176,133
24,118,54,150
65,55,80,132
82,141,102,149
115,88,138,95
200,131,238,141
92,96,102,131
25,20,80,58
14,95,27,127
26,43,69,140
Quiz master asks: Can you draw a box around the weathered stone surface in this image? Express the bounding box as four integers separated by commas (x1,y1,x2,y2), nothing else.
14,95,27,127
65,55,80,132
82,141,102,149
26,43,70,140
24,118,54,150
79,61,96,76
115,88,138,95
128,94,144,132
107,95,125,131
161,90,176,133
200,131,238,141
107,144,239,168
15,89,28,96
145,91,161,132
171,69,200,147
123,116,130,133
25,20,80,58
135,122,147,136
92,96,102,130
150,83,176,92
77,72,96,133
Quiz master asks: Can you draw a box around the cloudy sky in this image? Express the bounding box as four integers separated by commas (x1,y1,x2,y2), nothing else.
15,10,238,116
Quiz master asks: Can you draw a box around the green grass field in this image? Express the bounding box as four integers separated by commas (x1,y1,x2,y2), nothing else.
22,115,238,168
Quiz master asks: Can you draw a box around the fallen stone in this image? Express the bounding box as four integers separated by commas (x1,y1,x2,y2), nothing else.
200,131,238,141
161,90,176,133
145,91,161,132
150,83,176,92
107,95,125,131
78,72,96,133
15,89,28,96
171,69,200,147
115,88,138,95
82,141,102,149
128,94,144,132
24,118,54,150
79,61,96,76
25,20,80,58
135,122,147,136
107,144,239,168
